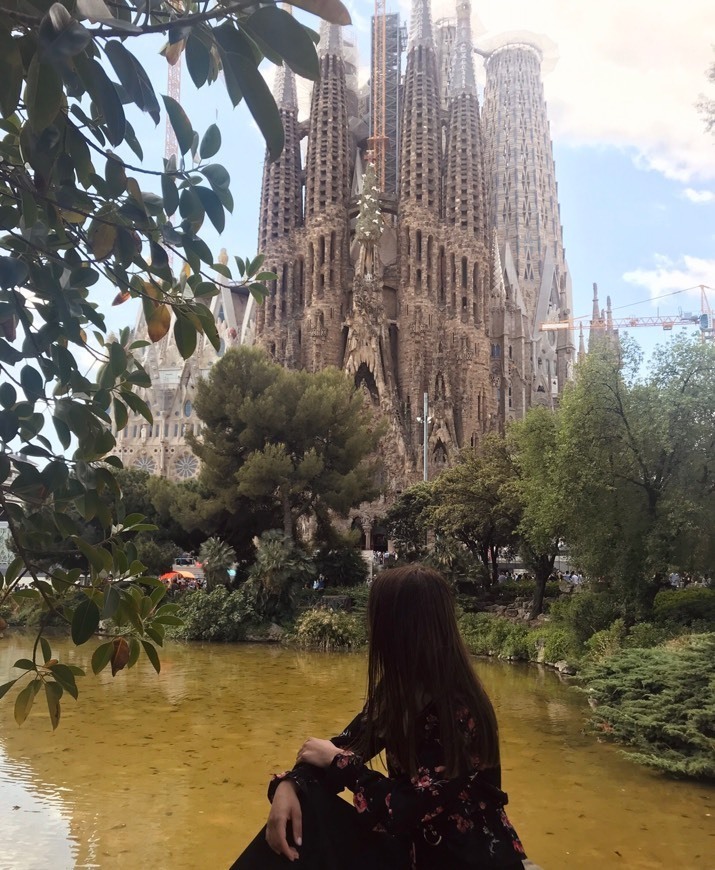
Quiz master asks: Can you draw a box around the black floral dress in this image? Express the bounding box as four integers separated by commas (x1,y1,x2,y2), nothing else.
271,703,527,869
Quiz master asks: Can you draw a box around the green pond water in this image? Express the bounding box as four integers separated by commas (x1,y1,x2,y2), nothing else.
0,635,712,869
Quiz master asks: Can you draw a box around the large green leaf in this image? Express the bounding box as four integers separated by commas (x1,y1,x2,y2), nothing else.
199,124,221,160
44,681,62,730
289,0,351,25
103,41,161,125
91,641,114,675
82,57,126,147
246,7,320,81
25,55,62,132
186,31,210,89
0,24,23,118
194,186,225,233
223,48,283,160
0,256,28,290
14,679,41,726
173,313,197,360
162,95,194,156
141,640,161,674
71,598,101,645
160,173,179,217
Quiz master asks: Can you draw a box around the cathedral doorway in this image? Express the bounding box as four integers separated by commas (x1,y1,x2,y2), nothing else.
354,363,379,405
371,522,388,553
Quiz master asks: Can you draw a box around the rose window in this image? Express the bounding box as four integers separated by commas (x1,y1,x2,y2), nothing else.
134,455,156,474
175,452,199,479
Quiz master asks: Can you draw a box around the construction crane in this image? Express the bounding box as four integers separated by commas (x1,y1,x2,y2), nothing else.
541,284,714,342
368,0,389,191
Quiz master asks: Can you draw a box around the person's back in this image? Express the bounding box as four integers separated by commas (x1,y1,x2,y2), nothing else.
232,565,533,870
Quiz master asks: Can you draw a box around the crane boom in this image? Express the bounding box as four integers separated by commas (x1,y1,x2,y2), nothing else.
541,285,713,341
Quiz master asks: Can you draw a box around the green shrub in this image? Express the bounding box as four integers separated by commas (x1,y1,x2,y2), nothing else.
459,612,498,656
584,618,627,662
549,590,621,647
530,625,577,663
582,633,715,780
624,621,672,649
175,587,256,641
314,546,368,588
293,608,366,651
653,588,715,629
458,613,530,660
243,531,315,621
500,623,531,660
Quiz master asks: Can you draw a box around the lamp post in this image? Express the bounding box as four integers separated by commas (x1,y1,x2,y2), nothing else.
416,392,431,482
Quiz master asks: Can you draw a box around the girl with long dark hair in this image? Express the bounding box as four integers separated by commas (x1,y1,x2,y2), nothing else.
232,565,532,869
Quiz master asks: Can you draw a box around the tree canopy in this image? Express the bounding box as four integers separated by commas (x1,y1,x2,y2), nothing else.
555,336,715,614
0,0,349,727
427,434,520,584
190,346,384,540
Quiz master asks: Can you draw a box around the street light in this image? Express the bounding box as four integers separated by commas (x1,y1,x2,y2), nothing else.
415,391,433,482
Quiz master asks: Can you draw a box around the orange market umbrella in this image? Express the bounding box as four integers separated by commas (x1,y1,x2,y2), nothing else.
159,570,195,581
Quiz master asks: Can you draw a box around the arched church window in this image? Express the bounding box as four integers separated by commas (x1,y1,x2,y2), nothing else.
184,401,192,417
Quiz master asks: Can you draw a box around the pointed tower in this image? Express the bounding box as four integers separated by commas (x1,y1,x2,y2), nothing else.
255,55,304,365
441,0,494,438
578,323,586,363
302,22,351,370
399,0,442,219
482,36,574,406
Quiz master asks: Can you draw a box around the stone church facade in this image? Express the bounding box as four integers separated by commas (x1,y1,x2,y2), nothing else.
255,0,574,491
116,0,574,493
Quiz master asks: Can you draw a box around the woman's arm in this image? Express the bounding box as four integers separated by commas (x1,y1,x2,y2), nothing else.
267,706,380,802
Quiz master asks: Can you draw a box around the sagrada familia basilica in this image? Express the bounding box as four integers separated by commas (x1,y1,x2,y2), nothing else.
115,0,576,508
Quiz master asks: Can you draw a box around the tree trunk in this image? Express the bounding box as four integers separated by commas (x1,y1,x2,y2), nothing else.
530,554,555,619
489,544,499,586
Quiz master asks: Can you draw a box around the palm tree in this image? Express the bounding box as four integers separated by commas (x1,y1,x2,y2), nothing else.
198,537,236,591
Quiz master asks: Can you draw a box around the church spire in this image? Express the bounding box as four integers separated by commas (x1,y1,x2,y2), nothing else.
273,64,297,112
592,282,601,322
319,21,343,57
451,0,477,96
257,51,302,251
400,0,441,214
578,323,586,362
305,24,349,221
408,0,433,48
445,0,485,237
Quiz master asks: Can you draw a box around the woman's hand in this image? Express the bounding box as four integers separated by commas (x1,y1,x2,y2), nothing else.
266,780,302,862
296,736,342,768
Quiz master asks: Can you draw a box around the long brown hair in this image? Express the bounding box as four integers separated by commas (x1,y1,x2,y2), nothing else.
356,565,499,777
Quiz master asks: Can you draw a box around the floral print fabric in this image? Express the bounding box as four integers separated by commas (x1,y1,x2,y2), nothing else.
271,703,526,868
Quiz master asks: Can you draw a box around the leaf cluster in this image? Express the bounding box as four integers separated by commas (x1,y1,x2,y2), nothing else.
0,0,350,727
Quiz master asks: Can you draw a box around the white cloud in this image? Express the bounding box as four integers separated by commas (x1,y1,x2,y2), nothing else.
682,187,715,203
400,0,715,183
623,254,715,304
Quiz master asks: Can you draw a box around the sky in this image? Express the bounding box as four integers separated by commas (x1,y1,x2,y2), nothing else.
103,0,715,363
